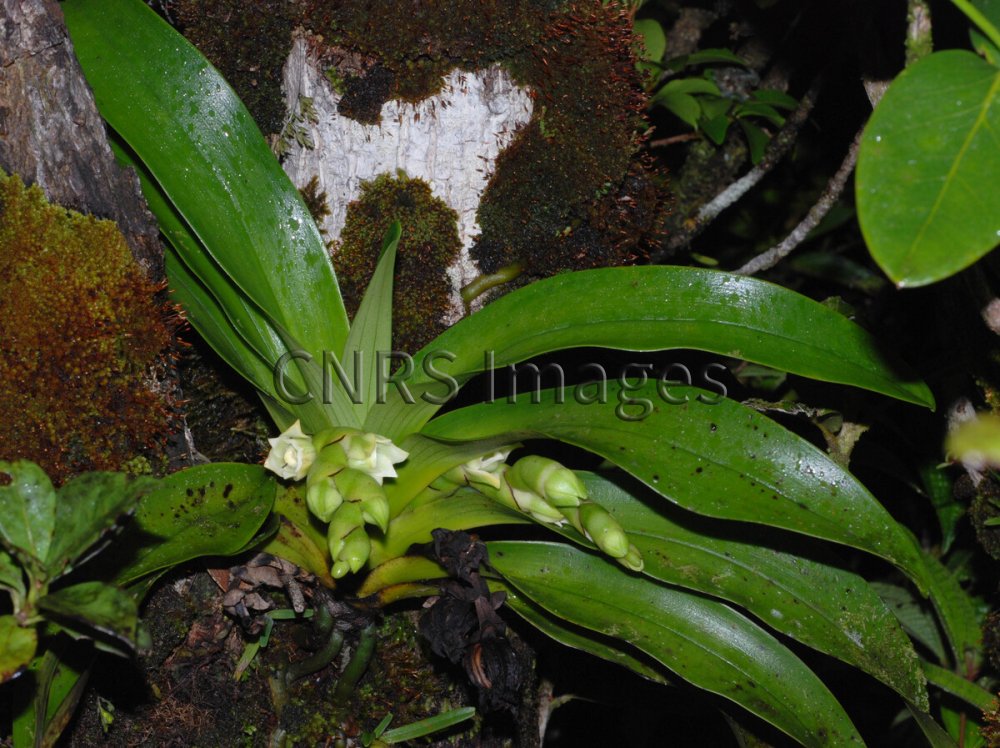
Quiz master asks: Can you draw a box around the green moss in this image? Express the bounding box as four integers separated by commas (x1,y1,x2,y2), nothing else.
334,173,461,353
0,173,175,483
174,0,294,135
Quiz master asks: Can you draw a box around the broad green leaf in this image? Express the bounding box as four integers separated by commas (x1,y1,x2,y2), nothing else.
701,113,732,145
422,382,934,594
371,487,527,564
112,464,275,586
579,472,927,707
752,89,799,109
367,266,933,442
735,101,785,126
971,28,1000,66
500,583,672,685
46,472,151,579
922,661,995,711
64,0,350,364
656,91,701,126
37,582,139,648
489,541,864,746
343,222,401,421
857,51,1000,286
0,461,56,569
739,120,770,164
0,615,36,683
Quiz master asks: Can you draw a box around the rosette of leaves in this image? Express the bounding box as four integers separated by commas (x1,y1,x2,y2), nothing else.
65,1,994,742
0,461,151,683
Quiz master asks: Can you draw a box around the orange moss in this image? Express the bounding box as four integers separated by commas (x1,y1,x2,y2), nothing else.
0,174,176,482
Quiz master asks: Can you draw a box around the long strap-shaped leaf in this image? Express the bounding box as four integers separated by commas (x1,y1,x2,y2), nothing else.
63,0,350,373
365,266,933,441
578,472,927,709
489,541,864,746
423,382,934,594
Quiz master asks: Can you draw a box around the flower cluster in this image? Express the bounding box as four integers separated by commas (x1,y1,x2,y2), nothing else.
438,451,644,572
265,421,408,578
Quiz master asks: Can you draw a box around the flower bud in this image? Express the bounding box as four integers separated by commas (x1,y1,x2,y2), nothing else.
263,420,317,480
336,527,372,574
460,449,512,490
306,442,349,487
340,431,409,485
578,502,629,559
617,543,644,572
359,493,390,533
509,456,586,507
305,476,343,522
327,502,365,558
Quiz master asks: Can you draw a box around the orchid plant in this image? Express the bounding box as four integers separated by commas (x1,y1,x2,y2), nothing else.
62,0,990,743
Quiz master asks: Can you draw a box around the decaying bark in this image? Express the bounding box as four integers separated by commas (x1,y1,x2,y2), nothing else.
0,0,163,276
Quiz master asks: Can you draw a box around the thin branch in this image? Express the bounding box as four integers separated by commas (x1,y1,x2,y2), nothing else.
653,74,822,259
735,125,864,276
906,0,933,66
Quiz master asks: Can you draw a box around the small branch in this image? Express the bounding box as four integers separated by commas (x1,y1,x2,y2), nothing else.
906,0,933,66
654,75,822,259
735,125,864,276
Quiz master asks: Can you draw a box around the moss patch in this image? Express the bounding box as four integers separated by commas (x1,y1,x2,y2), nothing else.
0,173,175,483
334,173,461,353
173,0,295,135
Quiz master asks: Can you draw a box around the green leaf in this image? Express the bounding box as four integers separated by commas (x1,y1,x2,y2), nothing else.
489,541,864,746
0,460,56,568
701,113,732,145
953,0,1000,49
343,222,401,421
579,472,928,708
500,583,672,685
667,48,746,71
872,581,948,664
922,660,995,712
379,707,476,744
655,91,701,126
371,487,527,564
0,549,25,610
12,647,93,748
735,101,786,127
908,703,960,748
266,486,335,587
634,18,666,63
656,77,723,97
37,582,139,648
971,28,1000,66
921,552,982,668
422,382,934,594
368,266,933,442
740,127,774,165
0,615,36,683
64,0,350,369
112,464,275,586
752,89,799,110
857,51,1000,286
46,472,151,579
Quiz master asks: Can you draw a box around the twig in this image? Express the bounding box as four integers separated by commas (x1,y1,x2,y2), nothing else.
654,74,822,259
906,0,933,66
648,132,701,148
735,125,864,276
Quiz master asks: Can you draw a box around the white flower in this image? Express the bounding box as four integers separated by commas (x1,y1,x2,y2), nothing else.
264,420,317,480
463,449,511,489
340,432,409,485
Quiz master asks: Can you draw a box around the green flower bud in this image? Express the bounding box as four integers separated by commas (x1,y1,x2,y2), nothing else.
305,476,344,522
332,559,352,579
306,442,349,487
340,431,409,484
327,502,365,558
337,527,371,574
617,543,644,572
509,456,586,507
578,502,629,558
360,493,390,533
